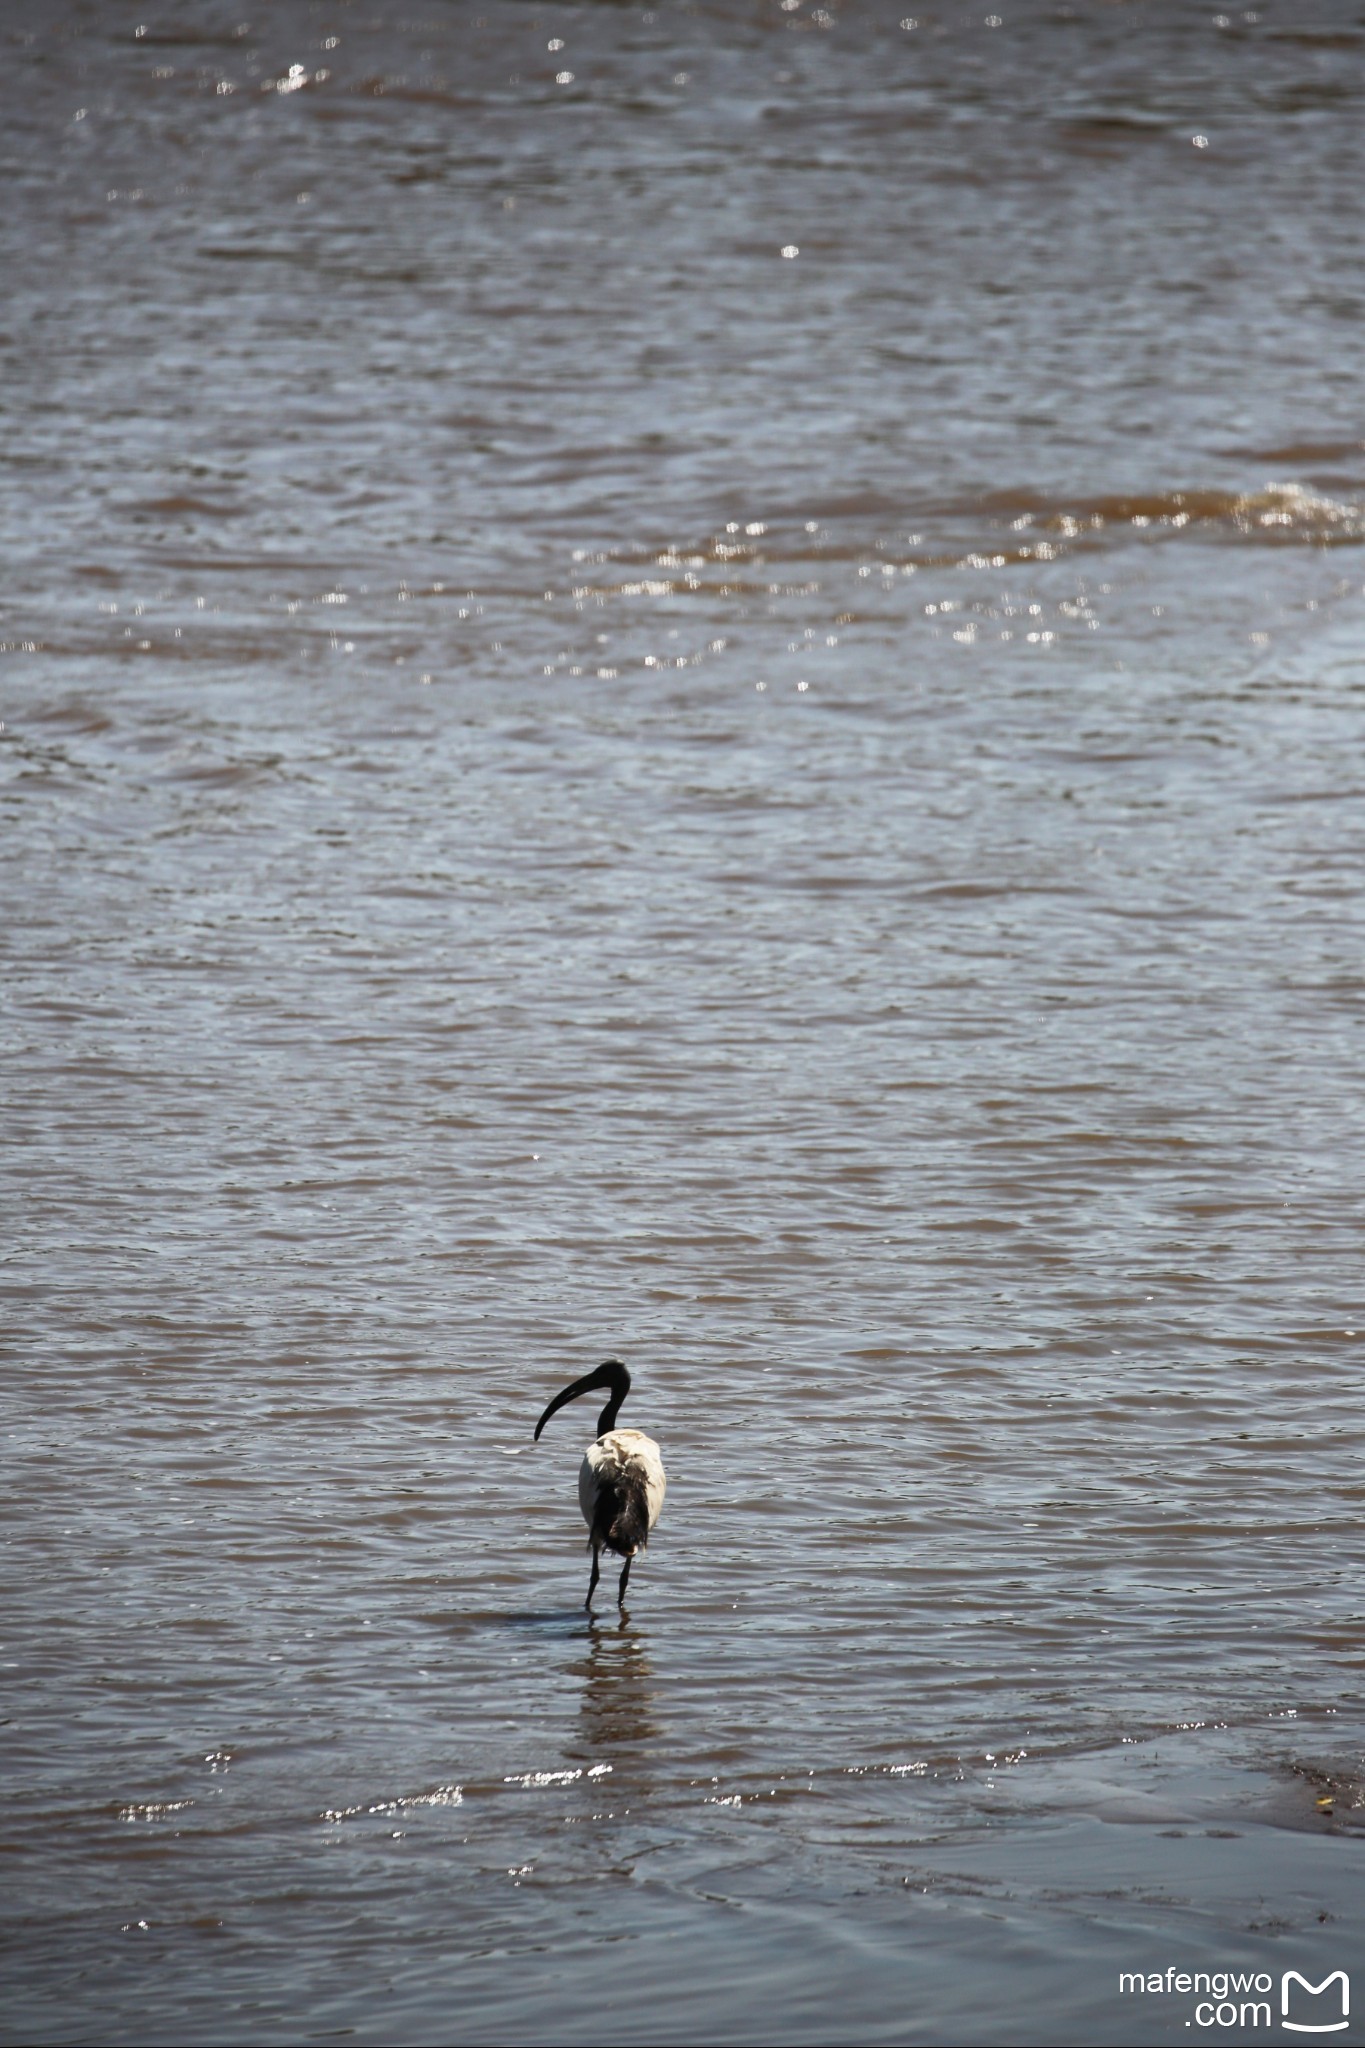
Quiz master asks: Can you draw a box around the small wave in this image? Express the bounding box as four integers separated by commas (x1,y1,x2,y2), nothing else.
581,482,1362,597
125,495,243,520
1230,438,1365,467
980,482,1365,546
321,1784,462,1823
503,1765,612,1789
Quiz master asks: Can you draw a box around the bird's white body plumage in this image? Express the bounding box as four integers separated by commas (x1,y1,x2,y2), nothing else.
579,1429,666,1550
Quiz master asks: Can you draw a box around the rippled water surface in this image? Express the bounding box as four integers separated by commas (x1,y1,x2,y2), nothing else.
4,2,1365,2041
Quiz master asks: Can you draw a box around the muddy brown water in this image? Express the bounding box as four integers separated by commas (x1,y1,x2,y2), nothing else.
3,3,1365,2041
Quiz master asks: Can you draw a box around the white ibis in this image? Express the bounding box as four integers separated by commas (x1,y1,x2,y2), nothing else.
533,1359,666,1607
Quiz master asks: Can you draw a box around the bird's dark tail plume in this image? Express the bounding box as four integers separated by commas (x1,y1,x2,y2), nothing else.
590,1470,652,1559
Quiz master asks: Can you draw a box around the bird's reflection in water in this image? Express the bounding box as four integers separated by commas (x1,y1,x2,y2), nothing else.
571,1610,662,1754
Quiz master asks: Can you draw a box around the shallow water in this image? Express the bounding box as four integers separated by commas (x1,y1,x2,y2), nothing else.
4,2,1365,2041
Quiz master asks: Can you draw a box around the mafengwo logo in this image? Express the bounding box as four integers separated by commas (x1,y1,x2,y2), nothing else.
1118,1967,1350,2032
1283,1972,1350,2034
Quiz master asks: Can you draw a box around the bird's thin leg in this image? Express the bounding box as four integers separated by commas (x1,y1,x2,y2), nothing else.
586,1546,600,1609
617,1555,632,1604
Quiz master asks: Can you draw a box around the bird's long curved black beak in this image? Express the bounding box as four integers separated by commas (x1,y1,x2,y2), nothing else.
533,1358,631,1440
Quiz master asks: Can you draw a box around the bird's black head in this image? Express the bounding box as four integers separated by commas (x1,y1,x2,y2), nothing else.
533,1358,631,1442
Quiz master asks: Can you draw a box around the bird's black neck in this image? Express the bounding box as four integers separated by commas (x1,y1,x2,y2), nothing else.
595,1390,625,1437
534,1357,632,1445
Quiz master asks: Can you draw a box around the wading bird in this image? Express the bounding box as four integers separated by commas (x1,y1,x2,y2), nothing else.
533,1359,666,1607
